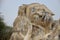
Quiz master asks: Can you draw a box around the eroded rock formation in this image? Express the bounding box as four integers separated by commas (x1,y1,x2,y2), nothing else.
10,3,60,40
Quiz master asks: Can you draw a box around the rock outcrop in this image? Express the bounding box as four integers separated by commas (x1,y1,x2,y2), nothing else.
10,3,60,40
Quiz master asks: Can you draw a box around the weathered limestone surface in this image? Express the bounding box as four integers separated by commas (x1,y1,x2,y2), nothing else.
10,3,60,40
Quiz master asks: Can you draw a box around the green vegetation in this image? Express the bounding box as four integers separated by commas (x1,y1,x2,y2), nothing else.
0,14,12,40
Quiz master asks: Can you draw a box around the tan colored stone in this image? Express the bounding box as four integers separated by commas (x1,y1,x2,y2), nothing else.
10,3,60,40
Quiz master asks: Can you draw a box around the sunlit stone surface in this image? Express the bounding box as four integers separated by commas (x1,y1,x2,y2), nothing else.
9,3,60,40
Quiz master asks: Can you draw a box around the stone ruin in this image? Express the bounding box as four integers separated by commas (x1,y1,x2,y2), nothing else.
9,3,60,40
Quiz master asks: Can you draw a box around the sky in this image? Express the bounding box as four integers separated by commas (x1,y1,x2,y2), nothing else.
0,0,60,26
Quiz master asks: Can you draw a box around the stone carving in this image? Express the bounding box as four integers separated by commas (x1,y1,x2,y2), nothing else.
10,3,60,40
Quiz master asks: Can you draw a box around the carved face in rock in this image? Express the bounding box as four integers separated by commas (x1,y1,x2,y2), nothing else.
26,3,54,27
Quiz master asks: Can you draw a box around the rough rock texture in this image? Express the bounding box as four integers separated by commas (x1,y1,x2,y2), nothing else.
10,3,60,40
